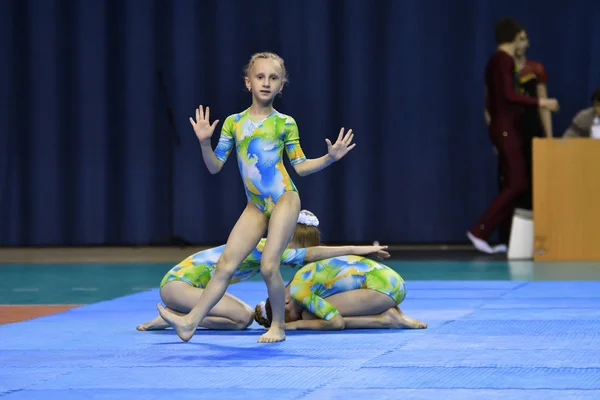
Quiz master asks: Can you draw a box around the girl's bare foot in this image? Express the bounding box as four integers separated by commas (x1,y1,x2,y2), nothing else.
136,315,170,331
157,304,197,342
258,325,286,343
382,307,427,329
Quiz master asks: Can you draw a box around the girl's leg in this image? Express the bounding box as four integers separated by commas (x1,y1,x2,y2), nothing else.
310,289,427,329
137,281,255,331
158,202,268,341
342,308,427,329
138,308,236,331
259,191,301,343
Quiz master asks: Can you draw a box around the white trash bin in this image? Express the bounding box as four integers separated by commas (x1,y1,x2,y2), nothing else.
507,208,534,260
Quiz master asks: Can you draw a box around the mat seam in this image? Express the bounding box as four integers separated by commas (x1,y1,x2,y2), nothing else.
498,281,531,299
433,281,531,331
293,347,393,400
1,368,77,396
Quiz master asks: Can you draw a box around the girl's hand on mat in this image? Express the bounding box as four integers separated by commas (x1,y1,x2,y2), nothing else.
284,323,297,331
190,105,219,144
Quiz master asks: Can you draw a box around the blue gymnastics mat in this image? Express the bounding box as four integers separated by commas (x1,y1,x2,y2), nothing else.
1,280,600,399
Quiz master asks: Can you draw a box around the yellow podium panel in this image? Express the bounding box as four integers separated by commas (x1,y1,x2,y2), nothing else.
533,138,600,261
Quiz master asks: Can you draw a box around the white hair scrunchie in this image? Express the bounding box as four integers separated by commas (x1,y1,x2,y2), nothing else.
258,301,268,321
297,211,319,227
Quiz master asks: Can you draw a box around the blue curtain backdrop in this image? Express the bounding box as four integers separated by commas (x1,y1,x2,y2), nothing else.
1,0,599,246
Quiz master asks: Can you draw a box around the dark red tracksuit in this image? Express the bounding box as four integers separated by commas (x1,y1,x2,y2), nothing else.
470,50,539,241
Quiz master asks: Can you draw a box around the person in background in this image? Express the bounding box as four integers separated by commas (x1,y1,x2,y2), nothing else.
485,27,554,243
470,17,559,254
562,87,600,138
513,28,553,211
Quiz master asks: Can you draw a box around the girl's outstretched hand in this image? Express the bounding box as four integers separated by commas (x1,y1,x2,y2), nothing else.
326,127,356,161
359,245,390,260
190,105,219,144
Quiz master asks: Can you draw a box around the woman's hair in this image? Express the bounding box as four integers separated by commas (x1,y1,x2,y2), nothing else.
255,281,296,328
494,18,524,45
290,210,321,248
243,52,289,91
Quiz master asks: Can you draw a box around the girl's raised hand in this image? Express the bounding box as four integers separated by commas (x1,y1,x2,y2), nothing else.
190,105,219,144
326,128,356,161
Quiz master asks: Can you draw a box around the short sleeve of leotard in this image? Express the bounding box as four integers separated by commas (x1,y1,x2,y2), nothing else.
289,279,340,320
283,117,307,166
214,115,235,163
281,247,306,267
252,240,306,268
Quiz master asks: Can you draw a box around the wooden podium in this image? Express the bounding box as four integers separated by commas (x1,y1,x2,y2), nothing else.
532,138,600,261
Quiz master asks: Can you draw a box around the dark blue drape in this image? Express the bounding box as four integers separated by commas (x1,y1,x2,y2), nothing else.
2,0,599,246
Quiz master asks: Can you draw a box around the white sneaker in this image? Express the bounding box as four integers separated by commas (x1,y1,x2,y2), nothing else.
466,231,494,254
492,244,508,253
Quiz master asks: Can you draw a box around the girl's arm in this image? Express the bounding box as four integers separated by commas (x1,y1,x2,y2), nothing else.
293,155,335,177
199,114,236,175
293,128,356,177
283,117,355,177
286,282,345,330
190,106,231,174
285,315,345,330
304,245,389,263
200,141,225,174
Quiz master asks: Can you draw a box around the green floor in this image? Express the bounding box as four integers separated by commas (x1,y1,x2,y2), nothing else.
1,260,600,305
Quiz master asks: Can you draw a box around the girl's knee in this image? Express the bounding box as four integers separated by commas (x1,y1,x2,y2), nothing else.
260,260,281,279
212,263,238,282
216,255,240,272
236,307,255,329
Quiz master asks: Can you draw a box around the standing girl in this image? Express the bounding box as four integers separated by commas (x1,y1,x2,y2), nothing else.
158,52,355,343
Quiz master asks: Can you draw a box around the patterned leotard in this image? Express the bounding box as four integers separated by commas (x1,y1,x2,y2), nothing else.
214,109,307,217
160,238,307,289
288,256,406,321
